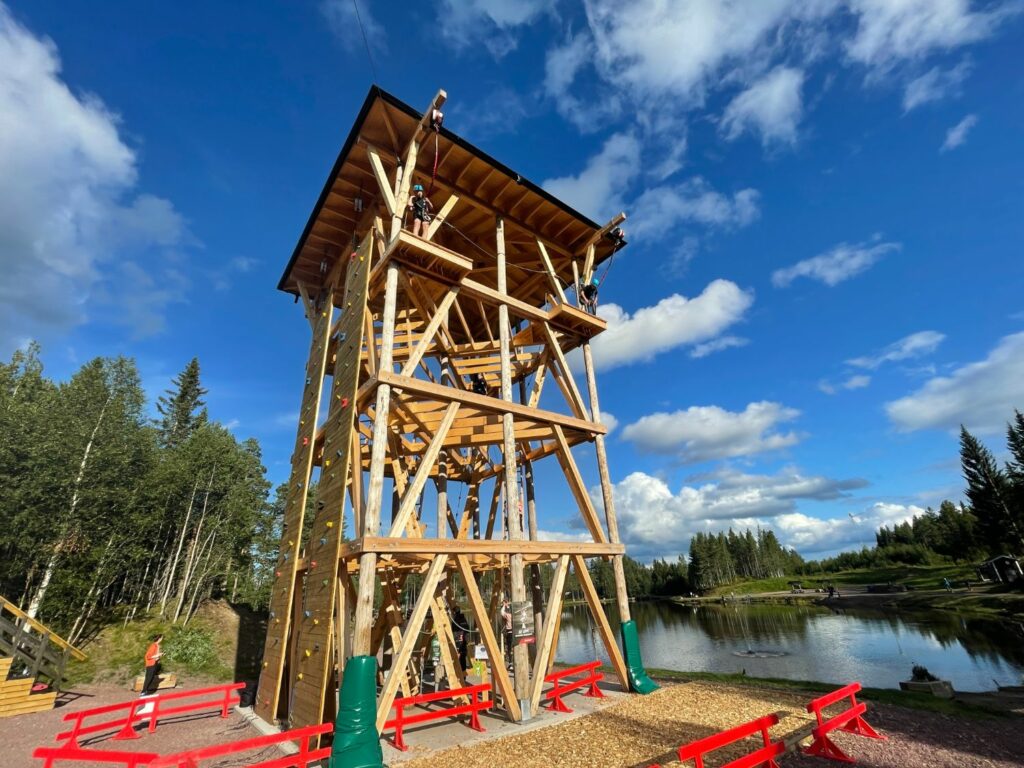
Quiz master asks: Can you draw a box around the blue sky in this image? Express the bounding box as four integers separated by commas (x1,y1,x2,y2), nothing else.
2,1,1023,561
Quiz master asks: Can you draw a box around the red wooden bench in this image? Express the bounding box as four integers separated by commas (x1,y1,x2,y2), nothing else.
148,722,332,768
32,744,159,768
383,683,492,751
56,682,245,745
542,660,604,713
804,683,885,763
672,713,785,768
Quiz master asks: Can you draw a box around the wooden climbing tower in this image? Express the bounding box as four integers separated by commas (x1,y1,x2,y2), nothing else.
256,86,635,734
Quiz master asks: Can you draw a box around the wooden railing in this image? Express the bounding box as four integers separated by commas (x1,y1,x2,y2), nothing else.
0,595,86,688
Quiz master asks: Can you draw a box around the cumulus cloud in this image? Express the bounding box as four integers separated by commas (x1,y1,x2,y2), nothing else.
622,401,803,463
848,330,946,369
886,332,1024,434
772,238,900,287
902,60,971,111
0,5,188,348
598,411,618,433
630,180,760,242
690,336,750,359
941,113,978,151
586,280,753,371
599,467,880,560
320,0,386,52
542,132,640,220
722,66,805,146
436,0,554,57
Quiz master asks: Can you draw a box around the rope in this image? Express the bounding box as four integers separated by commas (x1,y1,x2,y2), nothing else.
350,0,379,84
440,219,566,281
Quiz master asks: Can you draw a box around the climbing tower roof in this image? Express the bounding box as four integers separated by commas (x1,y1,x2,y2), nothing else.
278,85,620,305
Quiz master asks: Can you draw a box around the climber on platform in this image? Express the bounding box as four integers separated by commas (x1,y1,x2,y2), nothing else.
579,277,600,314
408,184,433,237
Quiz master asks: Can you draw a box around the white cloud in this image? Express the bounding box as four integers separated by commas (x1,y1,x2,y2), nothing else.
598,411,618,433
0,5,187,348
722,66,805,146
587,279,754,371
941,113,978,152
902,60,971,111
437,0,554,57
630,180,760,242
844,0,1020,71
320,0,386,53
842,374,871,390
848,330,946,369
886,332,1024,434
622,401,803,463
772,238,900,287
542,132,640,220
600,467,877,560
690,336,750,359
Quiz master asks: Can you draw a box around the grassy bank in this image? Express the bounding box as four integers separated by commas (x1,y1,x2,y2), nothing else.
705,564,976,596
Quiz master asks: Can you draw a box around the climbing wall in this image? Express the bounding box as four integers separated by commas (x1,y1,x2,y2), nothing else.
288,232,374,731
256,287,336,724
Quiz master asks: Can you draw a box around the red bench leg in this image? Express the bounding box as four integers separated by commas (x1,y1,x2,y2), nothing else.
805,731,856,764
584,678,604,698
841,715,885,740
544,691,573,713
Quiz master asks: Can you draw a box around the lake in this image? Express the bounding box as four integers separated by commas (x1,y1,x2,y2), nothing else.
554,600,1024,692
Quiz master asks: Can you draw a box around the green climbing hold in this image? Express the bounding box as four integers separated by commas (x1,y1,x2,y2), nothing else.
621,620,659,694
329,656,383,768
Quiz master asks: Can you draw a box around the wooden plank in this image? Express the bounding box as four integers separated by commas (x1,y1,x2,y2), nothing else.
528,554,569,715
399,288,459,377
536,240,568,304
454,555,521,721
425,194,459,241
354,537,623,556
539,322,589,420
571,555,629,689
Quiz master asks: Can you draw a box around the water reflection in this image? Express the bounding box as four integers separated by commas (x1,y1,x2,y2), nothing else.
556,601,1024,692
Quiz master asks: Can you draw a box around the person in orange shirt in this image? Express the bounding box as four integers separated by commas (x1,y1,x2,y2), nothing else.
141,633,163,696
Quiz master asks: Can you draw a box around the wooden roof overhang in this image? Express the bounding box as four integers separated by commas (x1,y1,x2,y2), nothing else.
278,86,623,326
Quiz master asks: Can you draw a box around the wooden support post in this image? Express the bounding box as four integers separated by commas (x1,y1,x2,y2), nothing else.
496,215,529,716
582,342,630,622
519,378,545,654
536,240,567,304
352,262,399,657
425,194,459,241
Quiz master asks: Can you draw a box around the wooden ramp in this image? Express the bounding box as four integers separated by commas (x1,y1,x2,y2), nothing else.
0,656,57,718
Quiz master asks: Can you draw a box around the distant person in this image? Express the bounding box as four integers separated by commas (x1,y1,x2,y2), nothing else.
943,577,953,592
827,585,835,599
452,607,470,671
141,633,163,696
470,373,488,396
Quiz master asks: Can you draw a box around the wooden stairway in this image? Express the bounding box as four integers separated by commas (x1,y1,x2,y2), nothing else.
0,657,57,718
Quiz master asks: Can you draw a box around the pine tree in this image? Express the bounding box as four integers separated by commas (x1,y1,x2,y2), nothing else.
960,426,1024,553
156,358,208,449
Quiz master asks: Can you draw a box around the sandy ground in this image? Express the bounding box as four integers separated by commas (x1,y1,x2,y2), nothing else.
2,681,270,768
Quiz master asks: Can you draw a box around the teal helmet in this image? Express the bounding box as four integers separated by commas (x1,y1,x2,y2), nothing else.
591,277,600,286
413,184,424,192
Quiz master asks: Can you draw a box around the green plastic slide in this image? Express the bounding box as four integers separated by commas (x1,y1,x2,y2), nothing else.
329,656,384,768
620,620,659,694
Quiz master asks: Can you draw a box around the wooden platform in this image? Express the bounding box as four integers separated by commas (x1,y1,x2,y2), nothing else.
0,658,57,719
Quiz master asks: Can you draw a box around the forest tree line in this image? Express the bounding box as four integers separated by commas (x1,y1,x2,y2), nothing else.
0,346,279,643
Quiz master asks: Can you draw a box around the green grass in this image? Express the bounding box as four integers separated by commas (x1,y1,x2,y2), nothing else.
706,563,976,597
65,613,234,687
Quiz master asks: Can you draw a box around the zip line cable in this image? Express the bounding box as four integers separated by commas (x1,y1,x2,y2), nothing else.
351,0,379,84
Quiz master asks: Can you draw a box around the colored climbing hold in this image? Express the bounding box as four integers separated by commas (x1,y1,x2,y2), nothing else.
304,610,312,618
313,618,320,626
297,673,304,680
326,521,334,528
305,649,312,658
310,560,317,568
321,579,329,586
319,537,327,546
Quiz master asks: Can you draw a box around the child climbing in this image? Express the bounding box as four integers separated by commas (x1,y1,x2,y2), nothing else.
141,633,163,696
579,277,600,314
470,372,488,396
408,184,433,237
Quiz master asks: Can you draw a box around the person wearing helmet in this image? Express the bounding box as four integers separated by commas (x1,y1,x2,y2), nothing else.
407,183,433,237
579,276,600,314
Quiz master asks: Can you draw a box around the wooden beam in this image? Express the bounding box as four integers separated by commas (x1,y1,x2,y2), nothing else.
425,194,459,241
553,424,608,544
528,554,569,715
368,150,397,217
351,537,623,557
399,288,459,377
387,402,460,537
454,555,521,721
375,554,448,731
539,322,589,420
536,240,567,304
571,555,629,690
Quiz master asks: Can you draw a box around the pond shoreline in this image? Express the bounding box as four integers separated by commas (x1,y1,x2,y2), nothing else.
666,584,1024,621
